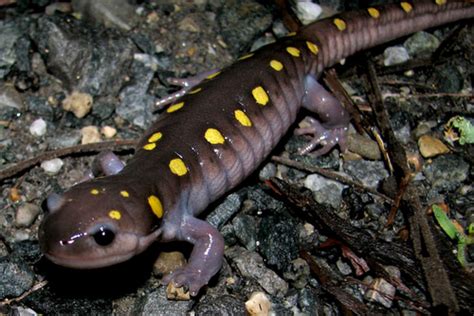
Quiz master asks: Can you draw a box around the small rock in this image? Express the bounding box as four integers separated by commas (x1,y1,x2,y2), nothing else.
226,246,288,297
347,133,381,160
15,203,41,228
245,292,271,316
48,130,82,149
29,118,47,137
304,173,346,208
383,46,410,66
72,0,137,31
293,1,322,25
10,306,38,316
259,162,277,181
336,258,352,276
418,135,449,158
404,31,440,58
344,160,389,189
0,259,35,298
100,125,117,138
364,278,396,308
258,213,299,271
153,251,186,277
423,155,469,191
40,158,64,175
232,214,257,251
81,125,101,144
62,91,93,118
206,193,242,229
282,258,310,289
166,283,191,301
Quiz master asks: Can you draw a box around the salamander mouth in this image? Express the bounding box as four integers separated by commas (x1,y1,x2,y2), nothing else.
43,251,135,269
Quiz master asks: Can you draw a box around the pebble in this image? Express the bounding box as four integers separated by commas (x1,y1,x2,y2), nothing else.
418,134,449,158
404,31,440,58
153,251,186,278
206,193,242,229
81,125,101,144
0,259,35,299
72,0,137,31
100,125,117,138
62,91,93,118
423,155,469,191
383,46,410,66
29,118,47,137
304,173,346,208
15,203,41,228
344,160,389,189
226,246,288,297
245,292,271,316
364,278,396,308
293,1,322,25
133,287,193,315
40,158,64,175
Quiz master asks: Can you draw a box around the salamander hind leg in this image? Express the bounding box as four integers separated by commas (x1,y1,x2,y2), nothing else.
296,75,350,156
161,216,224,296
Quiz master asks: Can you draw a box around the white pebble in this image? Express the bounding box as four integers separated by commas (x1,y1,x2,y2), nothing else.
383,46,410,66
81,125,101,144
41,158,64,175
294,1,322,25
29,118,47,137
101,125,117,138
16,203,41,227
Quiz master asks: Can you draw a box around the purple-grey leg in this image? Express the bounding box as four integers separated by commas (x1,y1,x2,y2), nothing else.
92,151,125,176
78,151,125,183
297,75,350,156
155,69,220,109
162,216,225,296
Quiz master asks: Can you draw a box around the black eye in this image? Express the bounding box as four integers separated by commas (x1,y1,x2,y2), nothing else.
93,226,115,246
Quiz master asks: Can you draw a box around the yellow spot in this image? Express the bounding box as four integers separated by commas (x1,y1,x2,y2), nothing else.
108,210,122,220
206,71,221,79
252,86,269,106
189,87,202,94
306,41,319,55
238,53,254,60
167,102,184,113
90,189,99,195
234,110,252,127
148,195,163,218
120,190,129,198
367,7,380,18
270,60,283,71
169,158,188,176
205,128,225,145
286,32,296,37
435,0,446,5
333,18,347,31
400,2,413,13
286,47,300,57
148,132,163,143
143,143,156,151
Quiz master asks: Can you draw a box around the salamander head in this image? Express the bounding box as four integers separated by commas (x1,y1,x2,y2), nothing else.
39,179,162,269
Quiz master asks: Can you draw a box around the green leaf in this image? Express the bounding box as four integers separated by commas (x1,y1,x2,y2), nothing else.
448,116,474,145
432,205,457,240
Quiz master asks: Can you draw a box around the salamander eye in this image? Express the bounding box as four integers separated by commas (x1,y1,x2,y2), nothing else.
93,226,115,246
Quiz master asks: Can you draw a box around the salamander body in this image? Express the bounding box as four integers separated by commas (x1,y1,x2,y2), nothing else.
39,1,474,295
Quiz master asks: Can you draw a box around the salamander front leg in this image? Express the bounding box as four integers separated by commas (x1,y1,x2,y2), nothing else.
297,75,350,156
162,216,224,296
155,69,220,109
80,151,125,182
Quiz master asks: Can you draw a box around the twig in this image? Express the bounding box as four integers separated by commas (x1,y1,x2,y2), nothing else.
0,139,137,181
271,155,393,203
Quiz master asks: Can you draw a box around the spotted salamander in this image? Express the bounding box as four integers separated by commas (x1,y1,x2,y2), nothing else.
39,1,474,296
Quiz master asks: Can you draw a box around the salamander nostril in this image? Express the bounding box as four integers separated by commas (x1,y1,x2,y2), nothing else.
93,226,115,246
